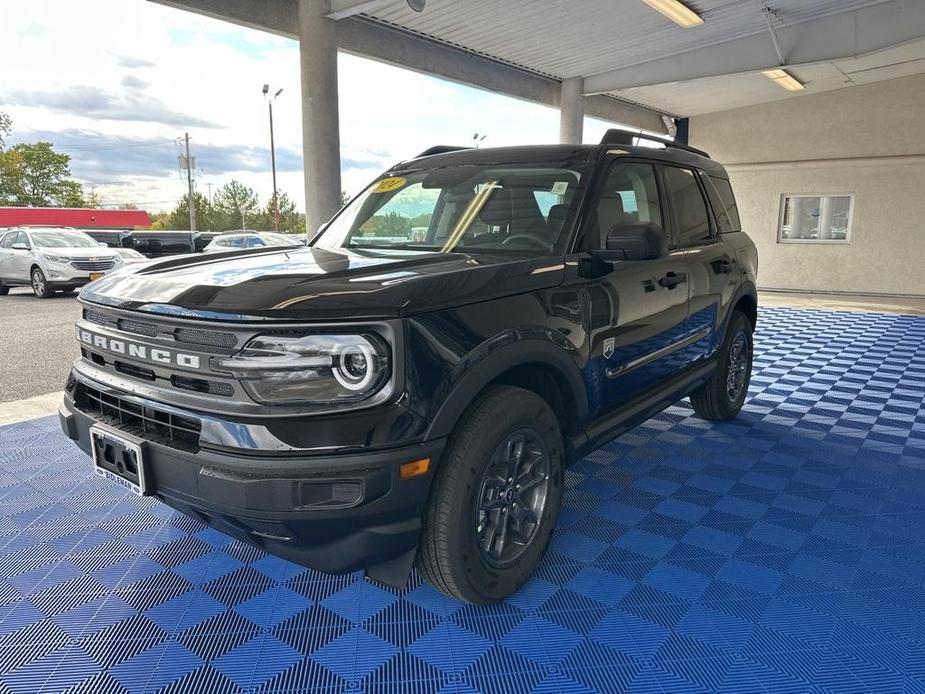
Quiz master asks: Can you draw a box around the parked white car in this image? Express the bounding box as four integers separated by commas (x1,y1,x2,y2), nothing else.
203,231,303,253
0,227,123,298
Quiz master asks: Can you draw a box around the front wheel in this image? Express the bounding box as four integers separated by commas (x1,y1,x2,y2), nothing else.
690,310,753,421
417,385,564,604
31,268,54,298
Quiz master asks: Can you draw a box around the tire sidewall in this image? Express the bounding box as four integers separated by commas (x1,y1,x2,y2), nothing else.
444,391,563,603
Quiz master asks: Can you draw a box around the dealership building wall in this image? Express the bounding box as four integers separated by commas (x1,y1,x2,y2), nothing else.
690,72,925,297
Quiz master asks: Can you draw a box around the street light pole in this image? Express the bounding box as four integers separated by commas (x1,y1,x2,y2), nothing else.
263,84,283,231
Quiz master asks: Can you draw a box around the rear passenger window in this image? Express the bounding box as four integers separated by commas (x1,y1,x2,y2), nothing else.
664,167,711,245
592,162,662,248
705,175,741,233
0,233,13,248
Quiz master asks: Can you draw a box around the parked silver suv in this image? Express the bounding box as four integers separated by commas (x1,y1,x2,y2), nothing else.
0,227,123,298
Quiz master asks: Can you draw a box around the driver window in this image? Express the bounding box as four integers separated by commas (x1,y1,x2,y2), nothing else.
591,162,662,248
16,232,30,248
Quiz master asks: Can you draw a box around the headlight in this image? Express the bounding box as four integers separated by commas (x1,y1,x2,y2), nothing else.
218,332,391,405
42,253,72,263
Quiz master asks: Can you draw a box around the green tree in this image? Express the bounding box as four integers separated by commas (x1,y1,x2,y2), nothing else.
213,180,259,230
0,111,10,149
262,191,305,234
0,141,86,207
165,192,213,230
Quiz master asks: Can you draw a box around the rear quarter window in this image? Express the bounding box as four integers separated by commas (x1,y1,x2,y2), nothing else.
705,175,741,233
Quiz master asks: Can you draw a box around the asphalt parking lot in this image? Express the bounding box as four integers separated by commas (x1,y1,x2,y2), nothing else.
0,287,81,402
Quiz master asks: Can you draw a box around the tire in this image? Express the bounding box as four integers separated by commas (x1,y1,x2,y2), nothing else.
31,267,54,298
0,281,8,296
690,310,753,421
418,385,564,604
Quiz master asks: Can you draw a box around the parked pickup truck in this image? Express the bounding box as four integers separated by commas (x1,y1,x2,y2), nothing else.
60,128,758,604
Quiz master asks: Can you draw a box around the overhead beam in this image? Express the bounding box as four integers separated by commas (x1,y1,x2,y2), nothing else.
326,0,387,21
150,0,668,130
584,0,925,93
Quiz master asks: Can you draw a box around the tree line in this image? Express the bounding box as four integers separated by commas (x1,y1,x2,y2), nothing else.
0,110,307,233
0,112,88,207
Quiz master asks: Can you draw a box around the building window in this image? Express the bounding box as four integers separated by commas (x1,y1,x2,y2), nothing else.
779,194,853,243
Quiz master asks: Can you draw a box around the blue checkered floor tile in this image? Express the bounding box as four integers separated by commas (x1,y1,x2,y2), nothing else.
1,306,925,693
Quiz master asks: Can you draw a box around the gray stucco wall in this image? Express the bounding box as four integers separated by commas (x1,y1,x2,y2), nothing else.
690,73,925,297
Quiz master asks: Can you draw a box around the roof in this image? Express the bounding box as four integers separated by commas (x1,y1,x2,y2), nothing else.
398,142,726,177
0,207,152,230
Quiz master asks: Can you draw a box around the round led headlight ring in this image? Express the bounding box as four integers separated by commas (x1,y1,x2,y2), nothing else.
332,340,377,392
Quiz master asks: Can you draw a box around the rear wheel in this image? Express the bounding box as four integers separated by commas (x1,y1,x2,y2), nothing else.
31,268,54,298
690,310,753,420
418,385,564,604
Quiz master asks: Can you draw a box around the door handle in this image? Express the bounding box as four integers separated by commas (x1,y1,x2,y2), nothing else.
658,271,687,289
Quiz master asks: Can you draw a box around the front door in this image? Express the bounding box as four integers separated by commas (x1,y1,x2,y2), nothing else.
7,232,32,282
580,160,691,416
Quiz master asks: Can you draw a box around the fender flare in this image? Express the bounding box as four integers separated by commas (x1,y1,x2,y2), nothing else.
722,280,758,340
423,337,589,441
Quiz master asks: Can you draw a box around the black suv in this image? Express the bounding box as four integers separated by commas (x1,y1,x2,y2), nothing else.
60,129,757,604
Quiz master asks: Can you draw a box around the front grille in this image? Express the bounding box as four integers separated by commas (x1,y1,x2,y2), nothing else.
74,383,201,452
83,308,117,328
175,327,237,349
82,308,236,348
119,318,159,338
72,260,115,271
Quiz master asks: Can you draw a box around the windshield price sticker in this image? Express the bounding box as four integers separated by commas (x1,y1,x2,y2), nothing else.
372,177,407,193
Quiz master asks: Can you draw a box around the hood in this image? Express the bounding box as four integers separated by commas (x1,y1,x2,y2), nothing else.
43,247,120,260
79,246,565,321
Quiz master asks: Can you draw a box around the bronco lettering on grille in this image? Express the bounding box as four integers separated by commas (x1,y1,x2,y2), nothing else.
77,328,202,369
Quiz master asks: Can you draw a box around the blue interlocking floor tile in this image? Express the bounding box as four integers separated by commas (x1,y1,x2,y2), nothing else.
1,307,925,692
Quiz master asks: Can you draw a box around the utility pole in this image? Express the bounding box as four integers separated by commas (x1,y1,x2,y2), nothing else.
263,84,283,231
184,132,197,231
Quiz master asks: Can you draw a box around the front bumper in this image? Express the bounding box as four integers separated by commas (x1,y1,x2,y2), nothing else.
59,384,445,575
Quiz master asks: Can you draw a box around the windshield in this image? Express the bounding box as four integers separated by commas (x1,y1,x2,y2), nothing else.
314,163,585,253
30,230,100,248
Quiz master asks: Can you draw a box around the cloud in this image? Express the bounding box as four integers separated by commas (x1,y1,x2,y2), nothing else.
121,75,149,90
7,129,303,184
116,55,155,69
6,85,221,129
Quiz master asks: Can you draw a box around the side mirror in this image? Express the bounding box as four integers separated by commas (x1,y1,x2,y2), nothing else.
604,222,667,261
11,242,29,251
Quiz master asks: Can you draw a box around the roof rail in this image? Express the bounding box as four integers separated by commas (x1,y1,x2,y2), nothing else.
600,128,710,159
415,145,471,158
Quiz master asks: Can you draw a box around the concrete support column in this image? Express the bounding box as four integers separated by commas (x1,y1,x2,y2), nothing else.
298,0,342,235
559,77,584,144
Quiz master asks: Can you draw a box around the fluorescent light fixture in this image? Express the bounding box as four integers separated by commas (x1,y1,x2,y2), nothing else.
641,0,704,28
762,68,805,91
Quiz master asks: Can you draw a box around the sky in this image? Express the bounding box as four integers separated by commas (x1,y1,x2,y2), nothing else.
1,0,621,213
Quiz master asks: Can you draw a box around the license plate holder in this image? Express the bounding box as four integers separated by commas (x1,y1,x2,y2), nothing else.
90,426,149,496
89,272,104,281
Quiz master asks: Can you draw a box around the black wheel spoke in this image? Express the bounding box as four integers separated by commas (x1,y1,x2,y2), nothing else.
474,428,551,566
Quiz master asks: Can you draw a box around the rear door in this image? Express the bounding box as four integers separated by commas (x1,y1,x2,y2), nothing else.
660,165,740,363
579,159,692,415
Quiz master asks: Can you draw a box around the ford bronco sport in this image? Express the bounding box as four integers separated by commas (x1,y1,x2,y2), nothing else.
60,129,758,604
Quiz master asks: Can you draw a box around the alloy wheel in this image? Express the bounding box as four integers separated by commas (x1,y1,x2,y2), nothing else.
474,429,551,567
726,331,749,401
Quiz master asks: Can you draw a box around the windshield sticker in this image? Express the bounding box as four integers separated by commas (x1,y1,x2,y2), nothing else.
372,177,407,194
551,181,568,195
